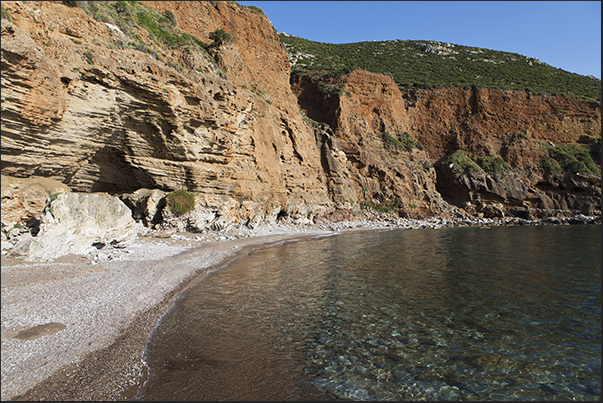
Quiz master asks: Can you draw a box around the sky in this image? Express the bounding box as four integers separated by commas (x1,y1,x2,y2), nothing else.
237,1,602,79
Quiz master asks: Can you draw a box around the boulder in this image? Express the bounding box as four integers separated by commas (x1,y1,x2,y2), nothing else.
209,197,240,231
1,175,70,226
8,192,139,262
120,188,167,228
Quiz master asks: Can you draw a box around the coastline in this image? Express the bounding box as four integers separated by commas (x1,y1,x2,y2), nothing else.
1,226,343,401
1,215,600,401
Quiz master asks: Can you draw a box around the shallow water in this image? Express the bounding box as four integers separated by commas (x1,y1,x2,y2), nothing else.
136,224,601,400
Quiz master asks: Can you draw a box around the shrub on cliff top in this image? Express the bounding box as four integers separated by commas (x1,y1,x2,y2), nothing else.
242,5,264,14
166,189,195,215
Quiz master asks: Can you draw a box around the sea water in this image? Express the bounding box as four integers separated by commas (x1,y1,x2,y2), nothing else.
135,224,601,401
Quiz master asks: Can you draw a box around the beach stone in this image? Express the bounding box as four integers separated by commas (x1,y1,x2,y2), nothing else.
6,232,34,256
186,206,218,231
1,240,15,253
569,214,592,224
14,323,67,340
439,385,461,400
12,192,138,262
7,227,23,239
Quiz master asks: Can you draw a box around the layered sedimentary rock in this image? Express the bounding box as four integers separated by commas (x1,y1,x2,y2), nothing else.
1,0,601,242
1,1,332,225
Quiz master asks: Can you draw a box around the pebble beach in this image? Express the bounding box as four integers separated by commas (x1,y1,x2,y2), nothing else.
1,214,599,400
1,225,338,400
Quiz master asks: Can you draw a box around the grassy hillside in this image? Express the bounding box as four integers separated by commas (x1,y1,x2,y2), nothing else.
279,33,601,102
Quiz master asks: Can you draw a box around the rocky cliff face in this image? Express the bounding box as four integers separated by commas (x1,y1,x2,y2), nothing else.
1,0,332,228
293,70,601,218
1,1,601,238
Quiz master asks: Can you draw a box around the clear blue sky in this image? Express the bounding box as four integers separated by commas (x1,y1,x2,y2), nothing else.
238,1,602,79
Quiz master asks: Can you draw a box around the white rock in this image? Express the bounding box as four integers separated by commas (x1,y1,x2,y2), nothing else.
18,193,138,262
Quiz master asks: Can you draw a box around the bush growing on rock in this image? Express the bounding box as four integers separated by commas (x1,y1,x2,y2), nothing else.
166,189,196,215
162,10,177,26
208,28,233,47
543,143,601,177
82,0,209,55
442,150,483,175
475,156,511,175
382,131,425,152
443,151,511,177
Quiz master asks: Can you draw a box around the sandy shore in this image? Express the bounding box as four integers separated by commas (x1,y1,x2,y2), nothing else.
1,226,342,401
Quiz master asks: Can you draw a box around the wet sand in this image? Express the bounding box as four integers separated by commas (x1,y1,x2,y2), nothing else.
1,229,337,401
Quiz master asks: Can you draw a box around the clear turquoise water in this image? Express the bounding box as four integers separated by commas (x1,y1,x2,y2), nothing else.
136,224,601,401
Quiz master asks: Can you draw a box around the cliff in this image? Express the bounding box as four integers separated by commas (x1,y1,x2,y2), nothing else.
1,0,332,227
1,1,601,242
293,70,601,218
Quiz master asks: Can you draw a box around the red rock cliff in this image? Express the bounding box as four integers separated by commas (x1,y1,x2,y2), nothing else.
294,69,601,217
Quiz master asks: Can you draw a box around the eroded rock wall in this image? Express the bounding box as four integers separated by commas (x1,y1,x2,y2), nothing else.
1,1,331,224
293,69,601,218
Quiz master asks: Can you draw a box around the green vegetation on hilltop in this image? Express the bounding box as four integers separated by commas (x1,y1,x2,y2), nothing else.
279,34,601,102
